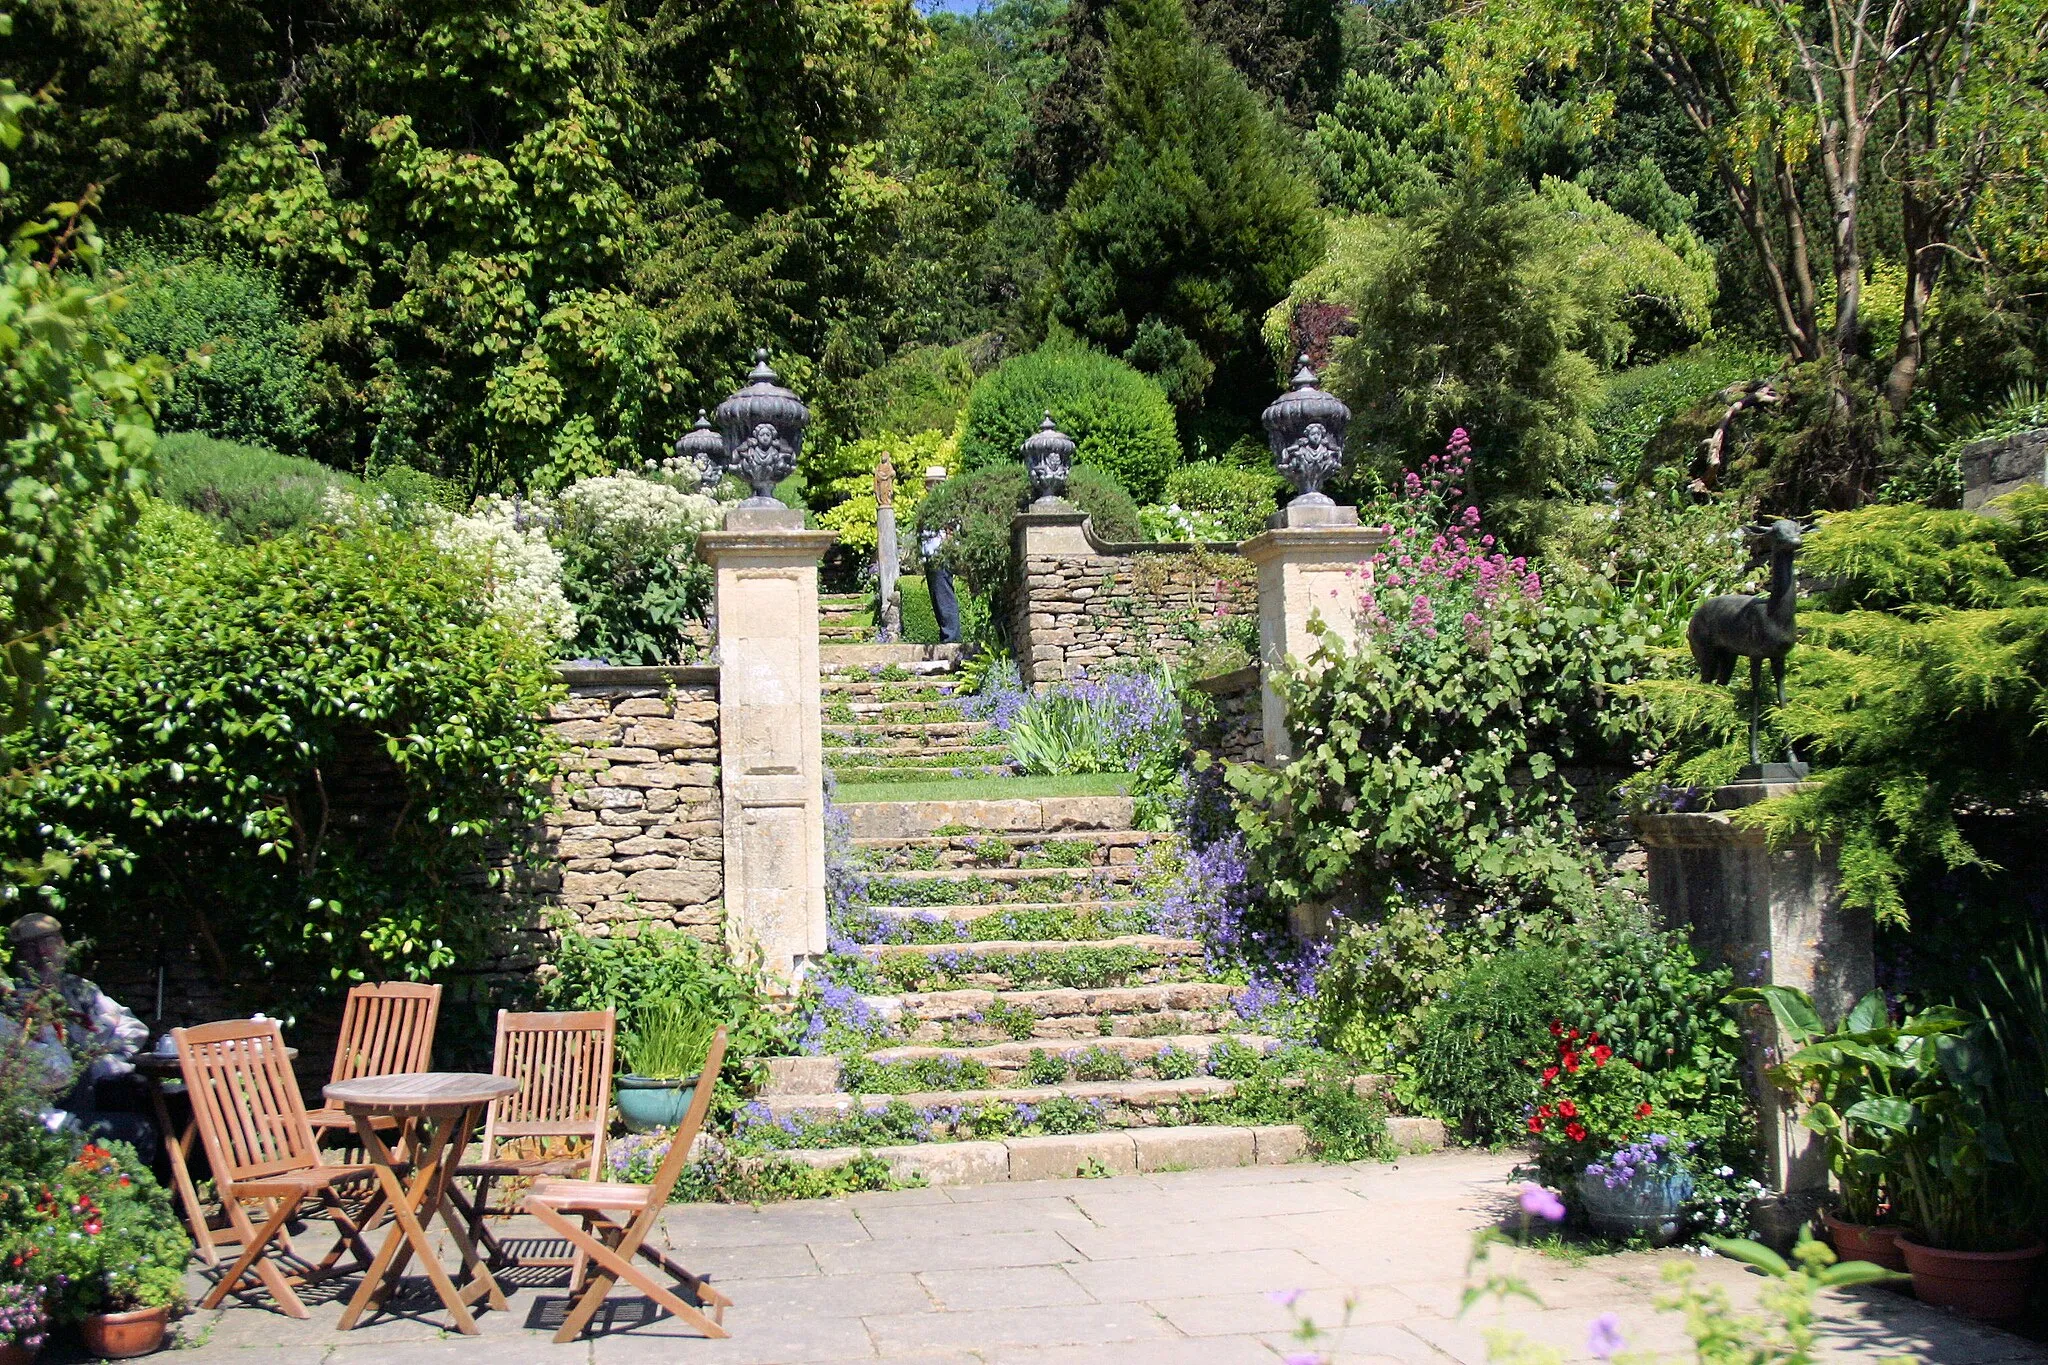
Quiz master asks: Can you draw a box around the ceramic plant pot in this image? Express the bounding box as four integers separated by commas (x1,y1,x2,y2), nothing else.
80,1304,170,1359
1576,1167,1695,1247
1823,1212,1908,1272
1898,1237,2044,1322
0,1338,42,1365
615,1077,697,1133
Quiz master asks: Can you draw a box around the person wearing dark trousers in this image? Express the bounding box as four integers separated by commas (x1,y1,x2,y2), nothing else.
921,523,961,644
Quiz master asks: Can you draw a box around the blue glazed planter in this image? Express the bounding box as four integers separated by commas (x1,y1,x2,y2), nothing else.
1577,1167,1695,1246
616,1077,697,1133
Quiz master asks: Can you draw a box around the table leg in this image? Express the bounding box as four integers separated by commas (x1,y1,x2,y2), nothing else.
432,1103,508,1313
149,1075,218,1266
337,1114,479,1335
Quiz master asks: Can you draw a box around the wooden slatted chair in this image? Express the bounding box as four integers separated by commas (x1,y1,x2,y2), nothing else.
450,1008,616,1271
173,1019,382,1319
305,981,443,1139
523,1026,732,1344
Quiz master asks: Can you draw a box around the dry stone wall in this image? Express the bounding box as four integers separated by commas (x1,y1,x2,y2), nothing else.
1962,427,2048,511
538,666,724,946
1015,538,1256,688
1185,665,1263,763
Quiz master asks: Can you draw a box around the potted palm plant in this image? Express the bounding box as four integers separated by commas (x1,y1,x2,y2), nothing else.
1732,986,1915,1271
616,997,716,1133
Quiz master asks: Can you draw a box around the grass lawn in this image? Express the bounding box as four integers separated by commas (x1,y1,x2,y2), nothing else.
833,772,1131,804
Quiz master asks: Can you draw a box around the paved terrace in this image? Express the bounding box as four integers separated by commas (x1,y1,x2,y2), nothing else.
135,1151,2042,1365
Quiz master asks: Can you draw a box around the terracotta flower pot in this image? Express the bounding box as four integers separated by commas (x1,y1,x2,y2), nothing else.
1897,1236,2045,1322
80,1305,170,1359
1822,1212,1908,1272
0,1339,41,1365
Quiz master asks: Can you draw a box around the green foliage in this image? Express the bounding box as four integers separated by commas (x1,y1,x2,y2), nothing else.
953,341,1181,502
152,432,358,542
1300,1068,1395,1161
1588,343,1778,485
548,476,720,664
539,927,787,1081
1625,490,2048,924
821,346,979,448
1407,945,1563,1146
21,1140,190,1322
1156,460,1283,539
1154,1043,1200,1079
619,996,718,1081
812,430,947,559
1025,1048,1069,1086
1265,173,1716,501
1307,68,1446,214
4,503,561,1005
1048,0,1325,429
666,1149,905,1204
1070,1044,1134,1082
108,236,318,452
0,73,165,737
915,461,1142,607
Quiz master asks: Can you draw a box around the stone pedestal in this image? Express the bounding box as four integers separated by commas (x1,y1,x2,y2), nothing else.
1013,506,1092,559
1633,781,1874,1195
1239,515,1386,763
699,507,837,989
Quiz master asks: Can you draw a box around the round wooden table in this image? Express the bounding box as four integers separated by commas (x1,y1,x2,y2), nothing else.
136,1045,297,1266
324,1071,517,1335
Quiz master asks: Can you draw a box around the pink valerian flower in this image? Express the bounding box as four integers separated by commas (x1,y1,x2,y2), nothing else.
1409,593,1437,636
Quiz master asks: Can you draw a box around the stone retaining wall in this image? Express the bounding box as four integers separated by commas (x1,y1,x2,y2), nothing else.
1185,665,1263,764
1961,427,2048,512
536,665,725,949
1012,513,1256,688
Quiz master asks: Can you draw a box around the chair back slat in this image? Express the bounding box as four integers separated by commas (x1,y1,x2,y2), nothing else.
634,1027,727,1219
482,1010,615,1177
329,982,441,1085
175,1019,320,1186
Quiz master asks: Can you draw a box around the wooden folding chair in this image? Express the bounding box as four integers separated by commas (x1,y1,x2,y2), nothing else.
523,1026,732,1344
173,1019,382,1319
305,981,442,1139
450,1009,616,1271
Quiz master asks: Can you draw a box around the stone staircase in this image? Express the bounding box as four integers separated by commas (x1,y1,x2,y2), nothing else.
820,591,875,646
821,638,1010,786
741,641,1445,1187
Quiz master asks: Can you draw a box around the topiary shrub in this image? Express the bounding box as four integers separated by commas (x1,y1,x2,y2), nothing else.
1160,460,1283,539
916,463,1142,608
110,238,321,454
153,432,360,542
954,340,1181,501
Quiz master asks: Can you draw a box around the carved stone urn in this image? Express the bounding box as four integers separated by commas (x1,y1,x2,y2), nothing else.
714,349,809,506
673,409,726,494
1021,411,1075,507
1261,355,1349,508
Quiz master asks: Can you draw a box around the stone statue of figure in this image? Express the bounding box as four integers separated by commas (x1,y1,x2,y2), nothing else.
1687,518,1808,773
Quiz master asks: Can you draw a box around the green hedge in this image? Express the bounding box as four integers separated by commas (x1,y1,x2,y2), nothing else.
916,463,1142,607
153,432,360,542
954,340,1181,501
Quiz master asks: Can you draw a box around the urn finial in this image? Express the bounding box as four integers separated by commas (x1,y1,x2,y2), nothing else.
673,409,726,494
714,348,809,506
1021,411,1076,507
1261,355,1349,507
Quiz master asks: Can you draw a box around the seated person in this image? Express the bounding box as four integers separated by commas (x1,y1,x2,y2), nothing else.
4,913,154,1157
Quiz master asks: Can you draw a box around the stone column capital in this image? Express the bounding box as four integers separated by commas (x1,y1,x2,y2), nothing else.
1011,508,1092,559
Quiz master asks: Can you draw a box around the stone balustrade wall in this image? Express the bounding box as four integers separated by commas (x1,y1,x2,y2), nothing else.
1013,516,1256,688
533,666,725,952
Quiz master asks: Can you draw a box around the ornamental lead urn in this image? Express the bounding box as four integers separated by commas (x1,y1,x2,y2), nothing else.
714,348,809,506
673,409,726,493
1021,412,1075,506
1262,355,1349,508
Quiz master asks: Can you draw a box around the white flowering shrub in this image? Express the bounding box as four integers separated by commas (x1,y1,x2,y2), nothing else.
551,473,724,663
437,498,579,643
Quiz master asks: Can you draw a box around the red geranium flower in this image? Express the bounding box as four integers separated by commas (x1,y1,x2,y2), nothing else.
1637,1102,1654,1118
1592,1045,1613,1067
1569,1028,1582,1042
1536,1105,1555,1119
1562,1051,1581,1073
1528,1115,1545,1133
1541,1066,1559,1085
1565,1121,1588,1142
1557,1100,1578,1119
1549,1021,1563,1037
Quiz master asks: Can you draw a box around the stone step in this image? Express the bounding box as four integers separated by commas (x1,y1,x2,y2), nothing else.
836,700,972,719
841,796,1137,839
745,1119,1446,1188
823,735,1002,756
861,900,1146,923
897,982,1244,1024
894,1004,1240,1047
758,1072,1246,1114
823,643,962,670
828,763,1015,784
843,937,1206,992
822,611,874,626
851,1033,1279,1087
862,934,1199,962
824,722,992,744
821,684,961,706
853,829,1158,871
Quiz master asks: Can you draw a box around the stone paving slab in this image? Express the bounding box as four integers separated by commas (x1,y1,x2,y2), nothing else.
76,1150,2046,1364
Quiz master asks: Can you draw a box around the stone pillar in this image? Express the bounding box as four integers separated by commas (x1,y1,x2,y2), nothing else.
1012,508,1094,688
1238,506,1385,763
698,507,838,989
875,457,899,642
1632,780,1874,1196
